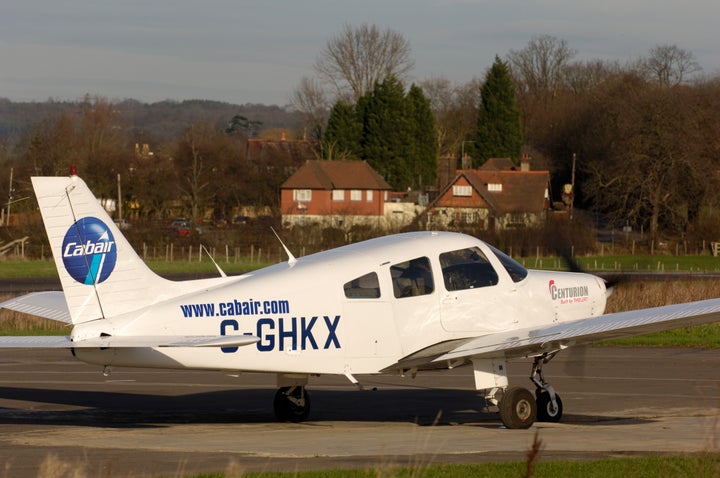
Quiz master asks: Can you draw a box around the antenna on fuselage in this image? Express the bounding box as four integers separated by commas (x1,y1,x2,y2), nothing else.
271,227,297,267
200,244,227,277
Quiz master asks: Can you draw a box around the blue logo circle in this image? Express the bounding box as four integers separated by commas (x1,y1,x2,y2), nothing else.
61,217,117,285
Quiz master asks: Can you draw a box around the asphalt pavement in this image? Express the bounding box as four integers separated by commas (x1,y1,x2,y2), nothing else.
0,347,718,476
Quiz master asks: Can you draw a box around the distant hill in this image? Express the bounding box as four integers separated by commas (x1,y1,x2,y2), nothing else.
0,98,305,144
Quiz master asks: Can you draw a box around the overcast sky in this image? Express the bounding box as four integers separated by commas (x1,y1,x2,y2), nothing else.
2,1,718,106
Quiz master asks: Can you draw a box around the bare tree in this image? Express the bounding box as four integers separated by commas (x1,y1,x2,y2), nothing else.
313,23,414,102
507,35,577,98
507,35,576,140
641,44,701,87
419,76,479,155
563,59,622,95
291,76,330,140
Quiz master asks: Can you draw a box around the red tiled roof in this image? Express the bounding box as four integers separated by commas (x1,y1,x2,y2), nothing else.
281,160,392,190
465,170,549,213
431,168,549,214
478,157,517,171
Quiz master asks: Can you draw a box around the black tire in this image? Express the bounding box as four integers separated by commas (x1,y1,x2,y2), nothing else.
498,387,536,429
273,386,311,422
536,390,563,422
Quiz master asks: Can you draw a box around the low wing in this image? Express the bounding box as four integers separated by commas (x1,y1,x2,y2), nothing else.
0,335,260,348
433,298,720,363
0,292,71,324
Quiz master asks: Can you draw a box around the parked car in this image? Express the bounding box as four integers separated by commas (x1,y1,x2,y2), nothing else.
169,217,194,237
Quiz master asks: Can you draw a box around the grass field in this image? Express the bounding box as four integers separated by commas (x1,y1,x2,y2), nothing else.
188,454,720,477
3,252,720,277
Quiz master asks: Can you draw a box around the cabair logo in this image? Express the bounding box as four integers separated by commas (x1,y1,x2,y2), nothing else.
62,217,117,285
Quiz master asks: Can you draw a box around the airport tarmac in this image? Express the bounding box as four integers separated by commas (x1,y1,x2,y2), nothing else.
0,347,718,476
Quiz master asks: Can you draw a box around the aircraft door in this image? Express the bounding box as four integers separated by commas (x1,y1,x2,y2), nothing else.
439,246,519,333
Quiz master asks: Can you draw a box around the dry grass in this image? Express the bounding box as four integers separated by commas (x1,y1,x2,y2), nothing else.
606,278,720,313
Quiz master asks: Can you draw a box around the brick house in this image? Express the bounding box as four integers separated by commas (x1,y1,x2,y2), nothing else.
281,160,392,228
425,158,550,230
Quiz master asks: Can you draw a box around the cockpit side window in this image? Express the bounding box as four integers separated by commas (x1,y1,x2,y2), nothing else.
440,247,499,291
487,244,528,283
343,272,381,299
390,257,434,298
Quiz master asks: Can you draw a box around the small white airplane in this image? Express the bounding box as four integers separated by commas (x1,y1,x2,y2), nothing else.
2,173,720,429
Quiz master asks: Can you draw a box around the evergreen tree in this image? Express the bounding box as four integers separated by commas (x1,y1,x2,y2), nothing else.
323,101,362,158
476,56,523,165
406,84,438,189
360,76,413,190
321,76,438,191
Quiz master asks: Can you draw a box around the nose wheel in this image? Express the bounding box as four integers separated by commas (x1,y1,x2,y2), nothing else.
530,352,563,423
536,389,563,422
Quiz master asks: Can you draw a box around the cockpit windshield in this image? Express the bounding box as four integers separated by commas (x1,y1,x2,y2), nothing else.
486,243,528,283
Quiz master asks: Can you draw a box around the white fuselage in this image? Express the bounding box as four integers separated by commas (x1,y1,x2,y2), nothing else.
72,232,607,375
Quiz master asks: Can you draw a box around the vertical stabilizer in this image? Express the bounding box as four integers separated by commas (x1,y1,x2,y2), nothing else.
32,175,173,324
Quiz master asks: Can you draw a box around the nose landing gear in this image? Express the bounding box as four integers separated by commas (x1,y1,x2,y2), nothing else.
530,352,563,423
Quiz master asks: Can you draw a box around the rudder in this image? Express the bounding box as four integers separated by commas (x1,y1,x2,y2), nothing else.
33,175,173,324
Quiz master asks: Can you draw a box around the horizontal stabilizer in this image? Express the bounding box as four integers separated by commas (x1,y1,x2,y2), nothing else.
0,334,260,349
72,334,261,348
0,336,71,348
0,292,71,324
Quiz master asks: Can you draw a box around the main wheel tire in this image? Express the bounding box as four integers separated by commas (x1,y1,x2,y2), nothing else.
273,386,311,422
535,390,563,422
498,387,536,429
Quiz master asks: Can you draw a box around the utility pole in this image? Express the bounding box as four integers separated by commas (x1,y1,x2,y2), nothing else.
570,153,576,220
6,168,13,226
117,173,123,224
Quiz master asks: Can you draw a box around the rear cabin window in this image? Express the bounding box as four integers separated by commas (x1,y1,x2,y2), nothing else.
391,257,434,298
440,247,499,291
343,272,381,299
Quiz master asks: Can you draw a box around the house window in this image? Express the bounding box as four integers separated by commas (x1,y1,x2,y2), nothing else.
488,183,503,192
350,189,362,201
332,189,345,201
366,190,373,202
293,189,312,201
453,185,472,197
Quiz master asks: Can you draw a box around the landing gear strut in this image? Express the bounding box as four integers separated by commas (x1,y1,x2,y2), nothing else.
273,386,311,422
530,352,563,422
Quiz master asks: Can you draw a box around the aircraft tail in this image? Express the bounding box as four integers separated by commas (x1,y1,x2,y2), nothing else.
32,175,174,324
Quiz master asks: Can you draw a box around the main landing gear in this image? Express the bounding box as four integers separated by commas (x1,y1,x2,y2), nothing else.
486,352,563,429
273,386,311,422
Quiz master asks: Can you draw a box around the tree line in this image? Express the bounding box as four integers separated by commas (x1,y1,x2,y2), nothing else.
2,27,720,244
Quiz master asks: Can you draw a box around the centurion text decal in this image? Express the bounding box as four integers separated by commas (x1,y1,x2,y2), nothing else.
548,280,589,304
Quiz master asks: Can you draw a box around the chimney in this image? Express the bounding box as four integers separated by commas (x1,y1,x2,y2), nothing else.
520,153,531,171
